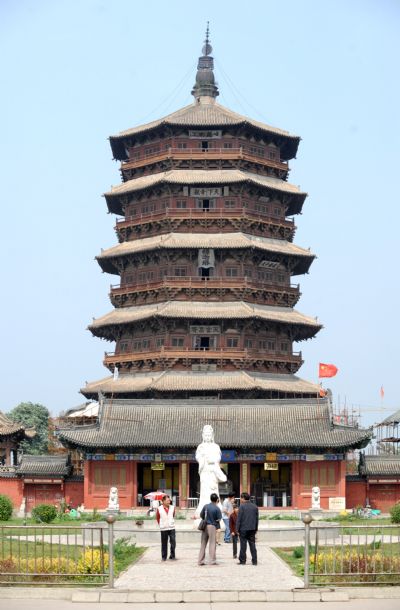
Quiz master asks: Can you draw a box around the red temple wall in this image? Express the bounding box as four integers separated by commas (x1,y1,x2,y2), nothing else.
295,461,345,510
345,480,367,508
0,477,23,508
64,480,84,508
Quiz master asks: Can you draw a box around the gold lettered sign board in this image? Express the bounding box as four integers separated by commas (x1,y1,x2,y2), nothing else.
151,462,165,471
264,462,279,471
265,452,277,462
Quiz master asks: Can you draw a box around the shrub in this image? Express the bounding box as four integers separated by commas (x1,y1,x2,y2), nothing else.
0,494,13,521
31,503,57,523
293,546,304,558
390,502,400,524
77,549,108,574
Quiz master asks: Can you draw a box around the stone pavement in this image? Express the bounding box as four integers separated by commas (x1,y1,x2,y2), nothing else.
115,541,303,590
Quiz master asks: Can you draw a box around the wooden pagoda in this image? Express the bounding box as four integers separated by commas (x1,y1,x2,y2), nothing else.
82,31,323,401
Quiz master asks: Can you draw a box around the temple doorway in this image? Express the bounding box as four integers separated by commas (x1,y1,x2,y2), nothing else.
250,463,292,507
137,463,180,506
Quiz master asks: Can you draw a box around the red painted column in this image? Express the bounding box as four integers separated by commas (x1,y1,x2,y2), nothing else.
291,461,301,509
132,461,138,507
83,460,91,508
338,460,347,500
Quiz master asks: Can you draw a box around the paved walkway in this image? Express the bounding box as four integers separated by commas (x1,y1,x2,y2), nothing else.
115,541,303,591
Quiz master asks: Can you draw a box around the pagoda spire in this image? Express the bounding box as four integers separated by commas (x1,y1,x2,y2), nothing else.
191,22,219,101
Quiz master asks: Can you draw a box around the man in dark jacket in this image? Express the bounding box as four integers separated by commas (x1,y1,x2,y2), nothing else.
236,492,259,565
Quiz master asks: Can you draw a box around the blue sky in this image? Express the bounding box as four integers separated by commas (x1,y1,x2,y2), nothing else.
1,0,399,426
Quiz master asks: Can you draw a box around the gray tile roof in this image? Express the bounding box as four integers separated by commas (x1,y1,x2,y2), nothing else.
379,409,400,425
97,232,314,276
0,411,35,439
362,455,400,476
105,169,305,201
81,371,322,397
17,455,71,477
89,301,321,340
109,101,300,160
59,398,372,451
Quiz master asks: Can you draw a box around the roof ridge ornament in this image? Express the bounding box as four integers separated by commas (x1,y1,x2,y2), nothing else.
191,22,219,102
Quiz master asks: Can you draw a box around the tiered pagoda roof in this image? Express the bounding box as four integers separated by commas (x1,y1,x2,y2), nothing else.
80,29,323,401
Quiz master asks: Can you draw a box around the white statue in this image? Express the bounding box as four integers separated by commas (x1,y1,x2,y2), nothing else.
312,486,321,509
195,424,227,517
108,486,119,511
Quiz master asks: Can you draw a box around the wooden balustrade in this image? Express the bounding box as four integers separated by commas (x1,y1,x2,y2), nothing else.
109,277,299,296
115,207,295,228
120,146,288,172
104,348,302,364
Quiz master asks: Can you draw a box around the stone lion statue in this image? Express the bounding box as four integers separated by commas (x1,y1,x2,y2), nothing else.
108,486,119,511
311,486,320,509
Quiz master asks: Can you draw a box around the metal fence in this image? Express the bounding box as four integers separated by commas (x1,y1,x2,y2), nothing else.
304,518,400,586
0,523,109,586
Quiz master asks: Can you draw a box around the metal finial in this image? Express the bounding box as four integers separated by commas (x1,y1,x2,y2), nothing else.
202,21,212,56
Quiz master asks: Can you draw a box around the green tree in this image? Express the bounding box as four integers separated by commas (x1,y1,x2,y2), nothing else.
7,402,50,455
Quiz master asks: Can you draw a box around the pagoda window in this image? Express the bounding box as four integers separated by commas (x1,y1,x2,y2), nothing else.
249,145,264,157
177,142,187,149
201,141,209,150
223,142,233,149
258,270,273,282
259,339,276,351
196,198,216,210
159,268,168,279
244,268,252,278
138,272,146,283
280,342,289,353
245,339,253,348
171,336,185,347
174,267,187,277
226,267,239,277
156,337,165,348
119,341,130,353
255,203,268,214
133,340,142,351
224,200,236,208
226,337,239,348
273,206,281,217
276,273,285,284
142,339,151,350
176,200,187,209
123,273,134,285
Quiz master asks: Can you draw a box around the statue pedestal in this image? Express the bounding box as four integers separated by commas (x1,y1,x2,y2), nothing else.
310,509,323,519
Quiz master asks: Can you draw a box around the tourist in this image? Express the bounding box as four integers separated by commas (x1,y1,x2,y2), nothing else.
198,493,222,565
236,492,259,565
229,502,239,559
156,494,176,561
222,492,235,542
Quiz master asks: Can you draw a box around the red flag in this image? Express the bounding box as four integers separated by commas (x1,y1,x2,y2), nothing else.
380,385,384,399
318,363,338,378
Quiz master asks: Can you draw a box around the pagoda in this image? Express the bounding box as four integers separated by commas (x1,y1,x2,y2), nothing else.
82,29,322,401
59,30,371,510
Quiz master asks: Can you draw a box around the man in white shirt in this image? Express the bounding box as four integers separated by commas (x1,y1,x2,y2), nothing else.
156,494,176,561
221,492,235,543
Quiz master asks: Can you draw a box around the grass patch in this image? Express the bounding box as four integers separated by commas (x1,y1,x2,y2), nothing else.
275,542,400,585
0,535,145,585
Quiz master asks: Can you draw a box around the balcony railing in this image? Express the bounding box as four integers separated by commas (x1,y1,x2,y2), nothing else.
121,147,289,172
115,207,295,228
110,277,299,297
104,347,302,365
